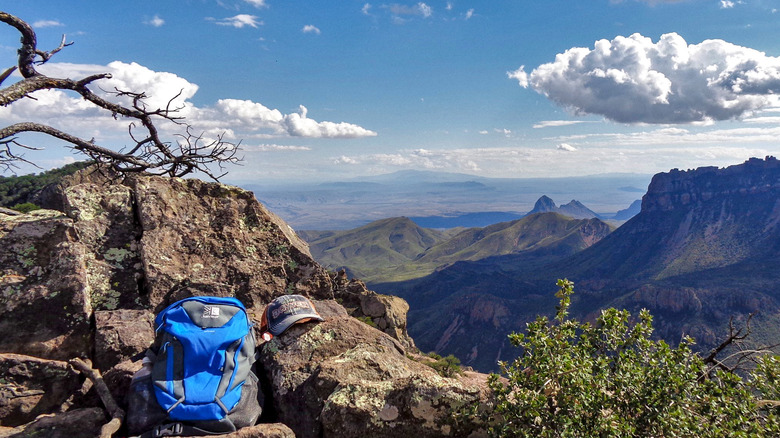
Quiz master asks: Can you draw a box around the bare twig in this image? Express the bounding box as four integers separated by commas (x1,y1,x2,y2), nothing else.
69,358,125,438
703,314,753,366
0,11,241,180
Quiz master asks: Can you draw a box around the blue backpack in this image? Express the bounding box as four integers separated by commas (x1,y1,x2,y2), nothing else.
129,296,263,437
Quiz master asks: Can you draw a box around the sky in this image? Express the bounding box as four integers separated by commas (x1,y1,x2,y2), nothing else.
1,0,780,184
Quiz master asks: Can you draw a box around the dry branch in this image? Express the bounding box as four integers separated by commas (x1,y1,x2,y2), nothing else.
69,358,125,438
0,11,241,179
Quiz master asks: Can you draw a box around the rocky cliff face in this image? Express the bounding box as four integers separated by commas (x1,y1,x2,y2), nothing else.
641,156,779,213
560,156,780,352
0,169,488,437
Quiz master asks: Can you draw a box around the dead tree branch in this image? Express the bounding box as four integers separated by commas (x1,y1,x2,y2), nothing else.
699,313,780,380
0,11,241,179
69,358,124,438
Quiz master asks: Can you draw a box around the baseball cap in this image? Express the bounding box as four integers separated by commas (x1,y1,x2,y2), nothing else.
259,294,324,341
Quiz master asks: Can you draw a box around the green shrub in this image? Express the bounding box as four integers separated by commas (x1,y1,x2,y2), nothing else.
426,352,462,377
482,279,780,437
356,315,377,328
10,202,40,213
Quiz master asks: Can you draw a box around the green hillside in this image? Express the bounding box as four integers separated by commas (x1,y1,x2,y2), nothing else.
303,217,458,282
0,161,92,209
304,212,614,284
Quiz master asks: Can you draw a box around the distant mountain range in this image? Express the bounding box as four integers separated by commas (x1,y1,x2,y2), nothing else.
303,207,614,284
304,157,780,372
245,171,650,229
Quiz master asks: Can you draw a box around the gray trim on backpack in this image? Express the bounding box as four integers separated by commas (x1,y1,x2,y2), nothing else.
216,338,242,401
181,300,240,328
151,335,185,404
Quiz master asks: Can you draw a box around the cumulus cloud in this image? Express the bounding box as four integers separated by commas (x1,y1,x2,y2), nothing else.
362,3,372,14
214,14,262,28
302,25,321,34
145,15,165,27
514,33,780,124
720,1,735,8
0,61,376,143
282,105,377,138
557,143,578,151
507,66,529,87
32,20,63,28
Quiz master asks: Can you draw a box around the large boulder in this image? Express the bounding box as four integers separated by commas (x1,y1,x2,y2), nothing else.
93,310,155,371
0,354,84,427
0,210,93,361
259,302,489,438
130,177,334,312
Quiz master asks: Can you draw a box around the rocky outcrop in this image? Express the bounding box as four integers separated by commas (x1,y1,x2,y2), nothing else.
642,156,779,213
0,169,475,436
258,312,488,438
0,353,85,427
0,210,93,361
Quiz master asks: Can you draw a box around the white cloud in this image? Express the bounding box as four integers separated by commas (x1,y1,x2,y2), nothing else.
362,3,372,15
418,2,433,18
302,25,321,34
557,143,578,151
464,8,474,20
517,33,780,124
0,61,376,143
388,3,433,18
478,130,489,135
333,143,771,179
281,105,378,138
495,128,512,137
243,144,312,152
244,0,269,8
446,2,453,11
533,120,589,128
507,66,529,88
32,20,64,28
145,15,165,27
214,14,262,28
335,156,360,165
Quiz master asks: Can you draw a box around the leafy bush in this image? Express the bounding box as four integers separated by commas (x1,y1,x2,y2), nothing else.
356,315,377,328
483,279,780,437
425,352,462,377
10,202,40,213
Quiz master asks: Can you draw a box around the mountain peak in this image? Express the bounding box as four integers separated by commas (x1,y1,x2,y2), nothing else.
530,195,557,213
529,196,599,219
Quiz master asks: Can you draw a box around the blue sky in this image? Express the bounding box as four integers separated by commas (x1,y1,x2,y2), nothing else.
1,0,779,184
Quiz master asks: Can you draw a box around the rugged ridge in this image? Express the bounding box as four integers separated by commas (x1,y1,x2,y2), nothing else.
375,157,780,371
0,169,489,437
